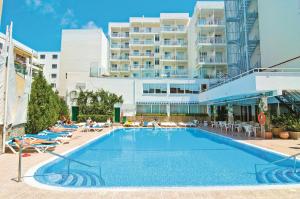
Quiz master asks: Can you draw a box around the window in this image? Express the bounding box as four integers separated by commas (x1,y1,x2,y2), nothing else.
170,84,199,94
40,54,45,59
136,104,167,114
52,54,58,59
51,74,57,78
133,27,139,32
155,34,160,42
52,64,57,69
145,27,152,33
51,83,56,88
133,61,139,68
170,104,189,114
155,46,160,53
155,59,160,65
201,84,207,92
143,84,167,94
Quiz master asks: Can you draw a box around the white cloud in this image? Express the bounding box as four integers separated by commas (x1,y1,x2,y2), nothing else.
42,3,55,14
60,9,78,28
25,0,42,8
81,21,99,29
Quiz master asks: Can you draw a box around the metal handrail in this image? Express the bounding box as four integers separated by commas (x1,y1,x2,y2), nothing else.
45,151,105,185
209,67,300,90
255,152,300,173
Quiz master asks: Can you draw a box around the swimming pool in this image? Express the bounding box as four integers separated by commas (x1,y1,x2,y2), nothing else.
33,128,300,188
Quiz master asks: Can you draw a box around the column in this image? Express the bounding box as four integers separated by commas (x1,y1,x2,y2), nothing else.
227,104,234,123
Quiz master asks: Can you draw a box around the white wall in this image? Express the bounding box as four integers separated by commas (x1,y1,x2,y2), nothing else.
258,0,300,67
38,52,60,89
59,29,108,95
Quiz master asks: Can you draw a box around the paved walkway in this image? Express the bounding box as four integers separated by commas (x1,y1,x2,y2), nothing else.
0,127,300,199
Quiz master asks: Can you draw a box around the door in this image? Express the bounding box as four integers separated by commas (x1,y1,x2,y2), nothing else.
71,106,79,121
114,107,121,123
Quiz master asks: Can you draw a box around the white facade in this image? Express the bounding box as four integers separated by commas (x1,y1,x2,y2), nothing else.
58,29,109,95
188,1,227,79
109,13,190,78
258,0,300,68
37,52,60,89
64,72,210,116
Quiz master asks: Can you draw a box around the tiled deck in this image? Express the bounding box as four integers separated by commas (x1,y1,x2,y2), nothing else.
0,127,300,199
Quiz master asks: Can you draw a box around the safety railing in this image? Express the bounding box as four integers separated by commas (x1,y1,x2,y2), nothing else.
255,152,300,173
46,151,105,185
209,67,300,90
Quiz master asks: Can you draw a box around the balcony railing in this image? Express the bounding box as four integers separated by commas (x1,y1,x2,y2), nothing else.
161,55,188,61
161,69,188,77
161,26,186,32
131,65,154,69
130,28,160,33
197,37,226,44
130,52,154,57
110,67,130,72
111,33,129,38
110,56,129,60
198,19,225,26
162,40,187,46
110,44,129,49
197,56,227,64
129,40,154,45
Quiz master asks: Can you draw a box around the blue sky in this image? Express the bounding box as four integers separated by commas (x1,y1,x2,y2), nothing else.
1,0,216,51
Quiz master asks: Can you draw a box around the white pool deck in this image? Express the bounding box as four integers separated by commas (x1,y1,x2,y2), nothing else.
0,127,300,199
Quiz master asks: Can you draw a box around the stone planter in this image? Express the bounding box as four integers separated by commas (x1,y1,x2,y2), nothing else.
265,132,273,139
271,127,283,138
279,131,289,139
289,131,300,140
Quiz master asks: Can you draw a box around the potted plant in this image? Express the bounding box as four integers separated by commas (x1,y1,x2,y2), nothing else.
264,123,273,139
288,118,300,140
271,115,284,137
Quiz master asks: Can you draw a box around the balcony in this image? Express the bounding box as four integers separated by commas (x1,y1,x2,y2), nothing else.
161,40,187,47
110,66,130,72
111,33,130,38
130,28,160,34
129,40,154,46
131,65,154,70
110,44,129,49
161,69,188,77
197,37,226,45
161,55,188,61
161,26,186,32
198,19,225,26
110,55,129,61
129,52,154,57
197,56,227,64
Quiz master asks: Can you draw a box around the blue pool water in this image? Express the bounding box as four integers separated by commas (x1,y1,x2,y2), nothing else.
34,128,300,187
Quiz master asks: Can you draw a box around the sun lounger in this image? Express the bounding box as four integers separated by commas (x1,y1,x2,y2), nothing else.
160,122,177,127
6,140,58,154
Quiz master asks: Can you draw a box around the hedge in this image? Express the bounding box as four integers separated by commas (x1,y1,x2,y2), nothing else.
77,115,112,122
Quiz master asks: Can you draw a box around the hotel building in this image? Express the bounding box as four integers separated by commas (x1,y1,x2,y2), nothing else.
37,52,61,89
109,13,190,79
188,1,227,80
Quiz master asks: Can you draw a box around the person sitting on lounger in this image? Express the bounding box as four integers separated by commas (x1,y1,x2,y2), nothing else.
12,138,57,146
47,126,65,132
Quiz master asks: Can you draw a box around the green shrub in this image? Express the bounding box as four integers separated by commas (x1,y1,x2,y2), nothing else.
26,73,68,133
77,114,112,122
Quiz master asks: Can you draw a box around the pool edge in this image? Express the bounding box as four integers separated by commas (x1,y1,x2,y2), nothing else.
25,127,300,191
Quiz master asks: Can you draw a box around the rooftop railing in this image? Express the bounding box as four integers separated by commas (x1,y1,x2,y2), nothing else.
209,67,300,90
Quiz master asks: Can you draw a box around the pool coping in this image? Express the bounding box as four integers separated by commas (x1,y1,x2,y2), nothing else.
24,127,300,191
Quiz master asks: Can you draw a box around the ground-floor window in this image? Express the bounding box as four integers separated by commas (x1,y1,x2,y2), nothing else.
136,104,167,114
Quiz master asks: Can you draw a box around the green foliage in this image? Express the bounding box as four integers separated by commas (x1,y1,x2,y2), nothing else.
77,114,112,122
26,73,69,133
76,89,123,116
271,114,300,131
